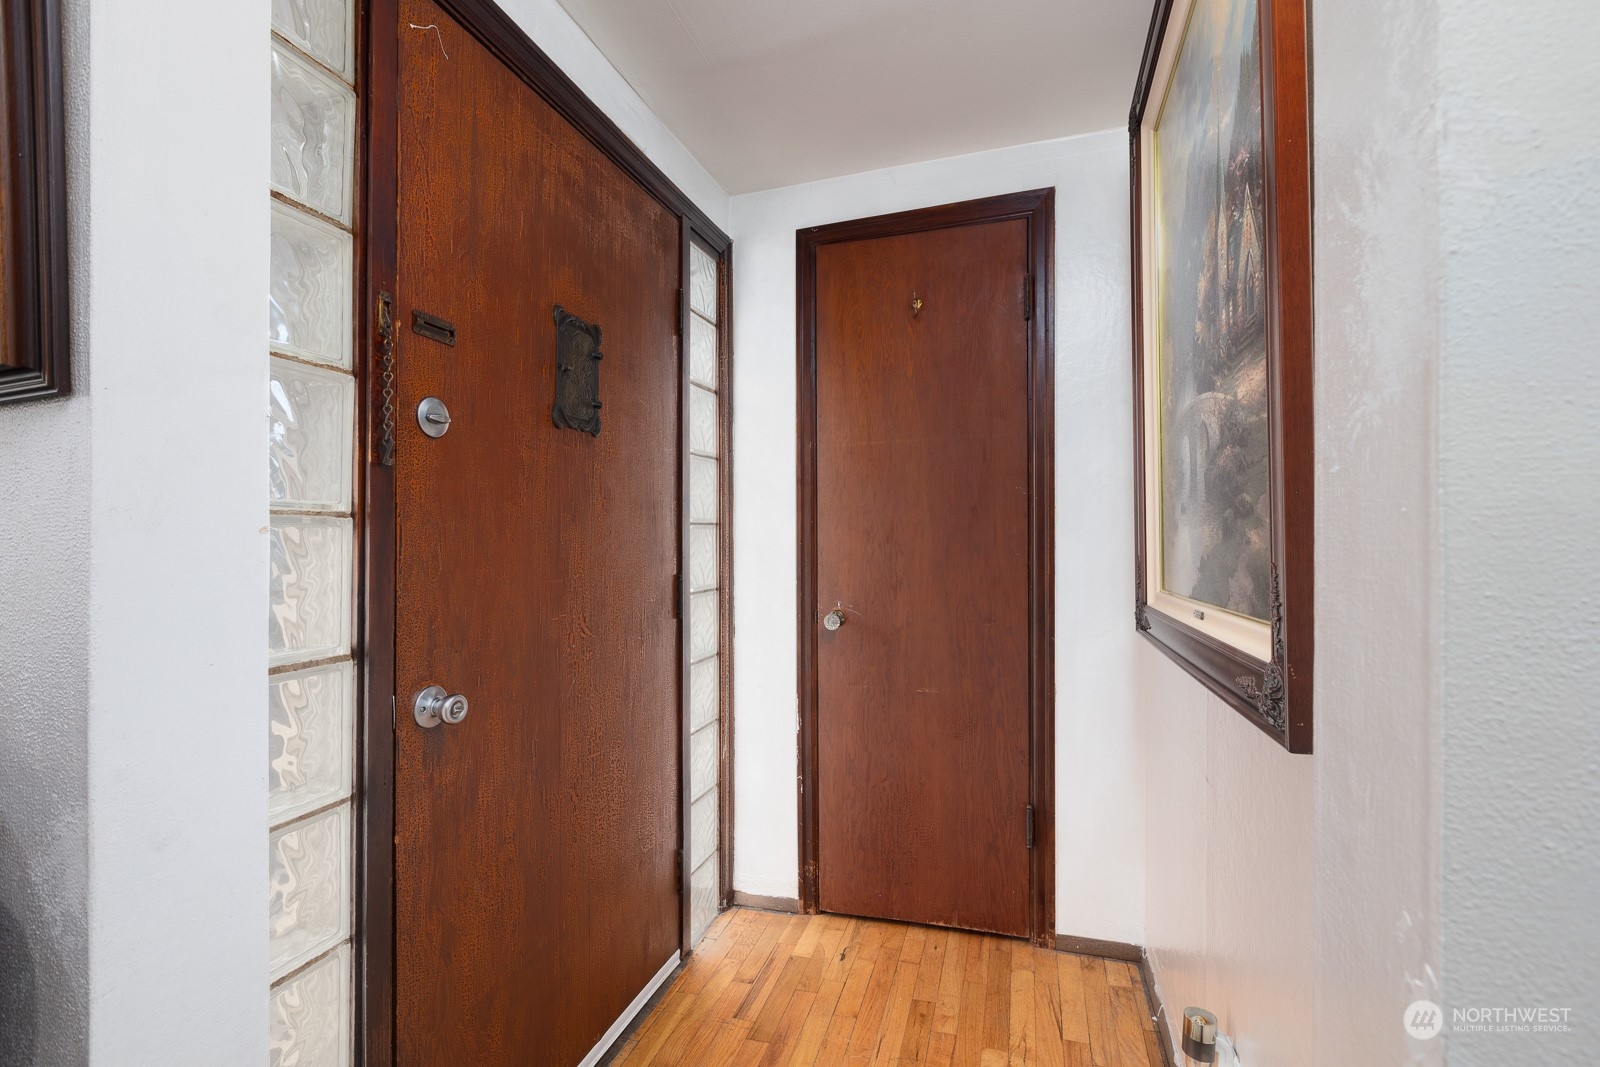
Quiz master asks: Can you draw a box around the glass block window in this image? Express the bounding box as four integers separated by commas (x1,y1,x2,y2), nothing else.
269,2,357,1063
687,242,722,947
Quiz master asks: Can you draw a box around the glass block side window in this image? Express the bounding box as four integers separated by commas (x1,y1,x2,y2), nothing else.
269,6,357,1064
687,242,722,947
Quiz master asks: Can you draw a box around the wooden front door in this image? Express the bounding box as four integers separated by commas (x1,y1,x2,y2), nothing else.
392,3,682,1063
806,197,1052,939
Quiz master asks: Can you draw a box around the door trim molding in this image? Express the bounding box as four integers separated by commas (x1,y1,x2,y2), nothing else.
358,1,732,1063
794,189,1057,945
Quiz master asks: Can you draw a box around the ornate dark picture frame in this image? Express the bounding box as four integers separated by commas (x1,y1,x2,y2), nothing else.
1130,0,1313,752
0,0,70,404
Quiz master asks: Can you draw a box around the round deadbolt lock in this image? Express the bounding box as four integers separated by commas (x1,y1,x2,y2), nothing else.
417,396,452,438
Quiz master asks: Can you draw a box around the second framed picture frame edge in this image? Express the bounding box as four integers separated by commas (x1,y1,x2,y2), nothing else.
1129,0,1315,754
0,0,72,406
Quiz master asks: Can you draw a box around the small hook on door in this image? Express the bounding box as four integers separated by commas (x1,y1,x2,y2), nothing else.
911,292,924,319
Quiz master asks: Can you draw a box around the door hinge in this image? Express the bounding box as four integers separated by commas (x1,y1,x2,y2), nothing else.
1023,275,1034,321
677,288,685,336
1026,804,1035,849
673,573,681,618
677,848,685,881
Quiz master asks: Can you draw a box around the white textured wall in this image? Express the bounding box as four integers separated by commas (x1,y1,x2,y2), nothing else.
1438,0,1600,1062
1311,0,1444,1064
85,1,271,1062
1144,0,1445,1063
728,131,1146,943
1147,0,1600,1064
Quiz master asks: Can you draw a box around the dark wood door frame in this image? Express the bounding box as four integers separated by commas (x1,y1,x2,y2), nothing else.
357,1,732,1063
795,189,1057,946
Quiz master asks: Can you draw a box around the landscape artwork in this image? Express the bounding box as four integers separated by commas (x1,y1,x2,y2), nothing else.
1153,0,1271,622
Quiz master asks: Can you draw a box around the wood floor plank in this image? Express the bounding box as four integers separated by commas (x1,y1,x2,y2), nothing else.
951,932,989,1067
1142,1029,1167,1067
736,914,789,985
1007,944,1035,1064
932,933,967,1036
613,909,1162,1067
1108,986,1152,1067
1031,947,1064,1065
753,957,818,1043
1130,973,1158,1033
793,917,823,959
912,930,949,1004
899,999,936,1064
1057,953,1090,1045
1080,959,1116,1067
834,938,880,1021
678,980,759,1064
701,1020,756,1067
851,947,915,1062
760,989,819,1066
814,1013,860,1067
926,1030,957,1067
870,962,922,1066
656,964,741,1065
980,937,1011,1054
788,976,846,1066
739,917,813,1023
1062,1038,1095,1067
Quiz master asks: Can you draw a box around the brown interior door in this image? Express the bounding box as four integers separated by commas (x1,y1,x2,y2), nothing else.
393,3,682,1063
814,217,1033,937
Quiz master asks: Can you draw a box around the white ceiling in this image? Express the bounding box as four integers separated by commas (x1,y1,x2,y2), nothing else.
554,0,1154,194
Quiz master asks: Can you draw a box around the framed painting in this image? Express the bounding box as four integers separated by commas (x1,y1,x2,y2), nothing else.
1130,0,1313,751
0,0,70,404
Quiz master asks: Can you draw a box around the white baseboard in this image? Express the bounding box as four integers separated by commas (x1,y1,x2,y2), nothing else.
576,951,681,1067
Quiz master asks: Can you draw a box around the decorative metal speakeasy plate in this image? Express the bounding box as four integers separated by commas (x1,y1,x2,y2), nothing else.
552,305,602,436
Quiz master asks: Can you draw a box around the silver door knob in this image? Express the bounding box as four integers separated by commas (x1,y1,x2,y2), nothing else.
414,685,469,728
417,397,452,438
823,610,846,631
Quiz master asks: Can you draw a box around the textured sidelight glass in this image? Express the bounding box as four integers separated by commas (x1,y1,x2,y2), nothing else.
691,722,718,801
689,657,718,732
271,202,354,368
689,385,718,456
269,660,354,828
690,455,718,524
272,0,355,82
690,855,719,945
690,793,718,870
688,524,718,593
689,244,718,322
689,313,718,389
269,516,353,666
269,804,352,980
690,590,718,662
271,357,355,512
269,942,351,1067
271,41,356,224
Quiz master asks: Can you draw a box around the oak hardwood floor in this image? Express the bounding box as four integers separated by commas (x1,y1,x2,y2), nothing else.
606,908,1167,1067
